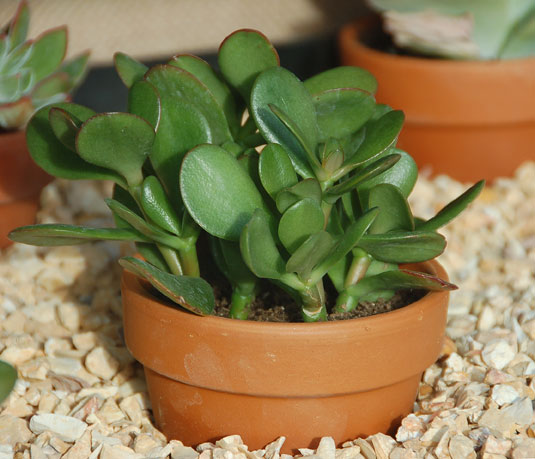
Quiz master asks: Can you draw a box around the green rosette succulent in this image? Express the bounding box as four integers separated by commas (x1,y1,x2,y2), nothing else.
10,29,484,322
0,0,89,130
367,0,535,59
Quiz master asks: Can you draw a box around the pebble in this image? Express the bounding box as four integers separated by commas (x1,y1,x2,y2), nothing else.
0,165,534,457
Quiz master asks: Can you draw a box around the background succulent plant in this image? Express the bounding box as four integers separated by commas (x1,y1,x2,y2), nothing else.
10,29,483,322
367,0,535,59
0,360,16,405
0,0,89,130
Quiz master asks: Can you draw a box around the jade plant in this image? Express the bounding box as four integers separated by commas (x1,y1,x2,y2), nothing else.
367,0,535,59
10,29,483,322
0,0,89,130
0,360,16,405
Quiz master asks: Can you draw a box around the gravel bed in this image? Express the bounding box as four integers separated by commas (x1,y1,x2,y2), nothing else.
1,163,534,459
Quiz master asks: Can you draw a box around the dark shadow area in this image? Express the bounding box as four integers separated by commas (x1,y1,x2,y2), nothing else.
73,35,341,113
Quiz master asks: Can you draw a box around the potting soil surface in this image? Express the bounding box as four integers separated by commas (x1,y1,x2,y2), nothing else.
0,163,534,458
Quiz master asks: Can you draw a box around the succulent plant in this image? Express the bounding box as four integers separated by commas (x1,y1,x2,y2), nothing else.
367,0,535,59
0,0,89,130
0,360,16,405
10,29,483,322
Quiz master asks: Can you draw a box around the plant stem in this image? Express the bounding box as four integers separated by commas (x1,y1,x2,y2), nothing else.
229,282,257,320
321,201,333,229
344,249,372,288
178,244,200,277
157,245,183,276
300,281,327,322
333,291,358,314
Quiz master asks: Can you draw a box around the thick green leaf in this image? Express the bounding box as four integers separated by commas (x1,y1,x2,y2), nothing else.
25,27,67,81
327,253,352,292
357,149,418,202
141,176,182,236
500,9,535,58
218,29,279,101
210,238,257,286
278,198,324,253
240,209,286,279
48,107,81,151
146,64,231,144
111,184,142,229
3,41,33,76
0,73,24,103
314,88,375,141
119,257,214,315
60,51,90,89
26,103,126,184
309,208,379,283
321,139,345,175
304,66,377,95
276,178,322,214
258,143,298,200
357,231,446,263
250,66,319,178
76,113,155,187
181,144,268,241
340,190,361,223
128,80,161,129
8,224,148,246
168,54,240,134
342,110,405,172
135,243,170,273
371,104,394,121
0,360,17,405
417,180,485,231
6,1,29,50
114,52,148,88
31,73,69,102
368,183,414,234
324,153,401,204
286,231,336,280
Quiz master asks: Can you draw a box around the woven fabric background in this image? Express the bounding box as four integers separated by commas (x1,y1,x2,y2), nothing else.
0,0,366,65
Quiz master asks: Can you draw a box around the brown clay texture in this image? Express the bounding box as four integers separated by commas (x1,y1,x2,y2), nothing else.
338,17,535,183
121,260,450,453
0,130,52,248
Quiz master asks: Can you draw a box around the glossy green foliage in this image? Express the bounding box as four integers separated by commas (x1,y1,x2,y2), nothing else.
15,28,485,322
119,257,214,315
0,361,16,405
0,1,89,129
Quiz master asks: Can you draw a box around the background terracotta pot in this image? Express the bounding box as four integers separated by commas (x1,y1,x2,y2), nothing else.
338,17,535,183
0,130,52,248
122,259,450,454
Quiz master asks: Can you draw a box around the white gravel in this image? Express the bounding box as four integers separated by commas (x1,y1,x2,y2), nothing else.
0,163,534,458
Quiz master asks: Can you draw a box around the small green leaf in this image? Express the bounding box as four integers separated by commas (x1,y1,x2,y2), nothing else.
251,66,319,178
343,110,405,171
181,144,268,241
314,88,375,141
48,107,81,151
26,103,126,184
0,360,17,405
324,153,400,204
135,243,170,273
258,143,297,200
278,198,325,253
240,209,286,279
25,27,67,81
31,72,70,102
111,184,142,229
368,183,414,233
7,0,29,50
114,52,148,88
76,113,155,187
304,66,377,95
357,149,418,202
128,80,161,130
141,176,182,236
357,231,446,263
169,54,240,134
286,231,336,280
276,178,322,214
309,208,379,283
210,238,257,286
321,139,345,175
417,180,485,231
8,224,148,246
119,257,214,315
218,29,279,101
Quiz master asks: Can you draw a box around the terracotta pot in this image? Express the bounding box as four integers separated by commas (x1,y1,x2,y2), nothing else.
122,259,450,453
338,17,535,183
0,130,52,248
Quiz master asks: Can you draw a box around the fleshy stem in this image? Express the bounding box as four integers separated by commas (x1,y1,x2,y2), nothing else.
344,248,372,288
229,282,257,319
300,281,327,322
178,244,200,277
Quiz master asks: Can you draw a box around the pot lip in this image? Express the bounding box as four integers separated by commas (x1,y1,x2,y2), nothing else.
122,258,450,332
340,15,535,68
